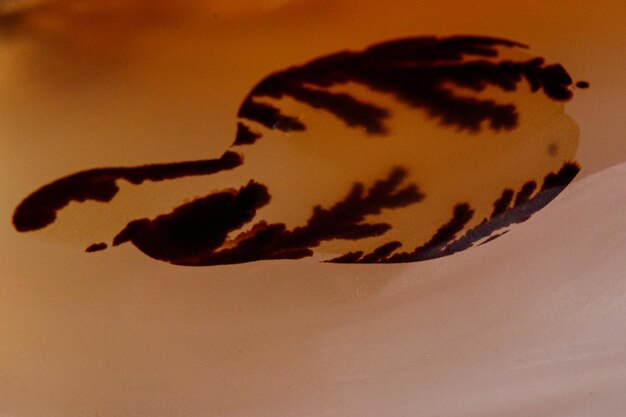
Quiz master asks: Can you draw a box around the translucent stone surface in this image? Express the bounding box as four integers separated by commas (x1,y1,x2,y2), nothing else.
1,1,624,416
8,32,585,265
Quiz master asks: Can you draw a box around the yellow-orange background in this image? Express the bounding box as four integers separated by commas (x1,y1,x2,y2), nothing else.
0,1,624,416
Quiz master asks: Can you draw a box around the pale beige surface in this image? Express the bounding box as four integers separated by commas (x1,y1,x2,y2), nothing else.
1,1,625,416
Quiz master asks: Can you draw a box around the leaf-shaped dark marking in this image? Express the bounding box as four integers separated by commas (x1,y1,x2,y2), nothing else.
358,241,403,263
440,162,580,256
85,242,107,252
514,181,537,207
112,168,424,265
11,35,586,267
236,35,577,142
12,151,243,232
112,181,271,264
491,188,515,218
337,161,580,263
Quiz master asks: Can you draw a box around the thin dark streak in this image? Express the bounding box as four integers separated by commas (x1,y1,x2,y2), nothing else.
12,151,243,232
85,242,107,252
514,181,537,207
238,99,304,132
359,241,402,263
441,162,579,256
344,161,580,264
478,230,509,246
491,188,514,218
285,86,390,134
328,251,365,263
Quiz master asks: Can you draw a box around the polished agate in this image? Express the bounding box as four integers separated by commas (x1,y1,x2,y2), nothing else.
12,35,587,265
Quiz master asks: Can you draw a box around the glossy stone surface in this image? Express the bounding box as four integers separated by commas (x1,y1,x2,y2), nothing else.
11,35,584,265
1,1,624,416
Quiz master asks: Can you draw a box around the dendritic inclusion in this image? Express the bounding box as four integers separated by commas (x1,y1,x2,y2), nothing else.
12,35,587,265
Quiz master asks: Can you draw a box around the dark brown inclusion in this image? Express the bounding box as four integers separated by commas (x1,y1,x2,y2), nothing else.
236,36,577,143
331,162,580,263
112,168,423,265
12,35,584,266
13,152,242,232
85,242,108,252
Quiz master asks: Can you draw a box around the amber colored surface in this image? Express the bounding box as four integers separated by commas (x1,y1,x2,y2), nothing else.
8,35,582,264
0,1,625,416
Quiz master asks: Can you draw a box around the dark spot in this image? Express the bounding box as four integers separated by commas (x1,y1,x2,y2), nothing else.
12,151,243,232
576,81,590,89
114,168,424,265
85,242,107,252
547,142,559,156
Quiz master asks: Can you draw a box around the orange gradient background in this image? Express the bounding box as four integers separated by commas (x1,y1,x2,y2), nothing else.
0,1,624,416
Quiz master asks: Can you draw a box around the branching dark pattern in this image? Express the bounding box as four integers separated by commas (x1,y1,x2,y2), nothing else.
236,36,576,144
12,152,243,232
112,168,424,265
331,162,580,263
11,35,585,266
